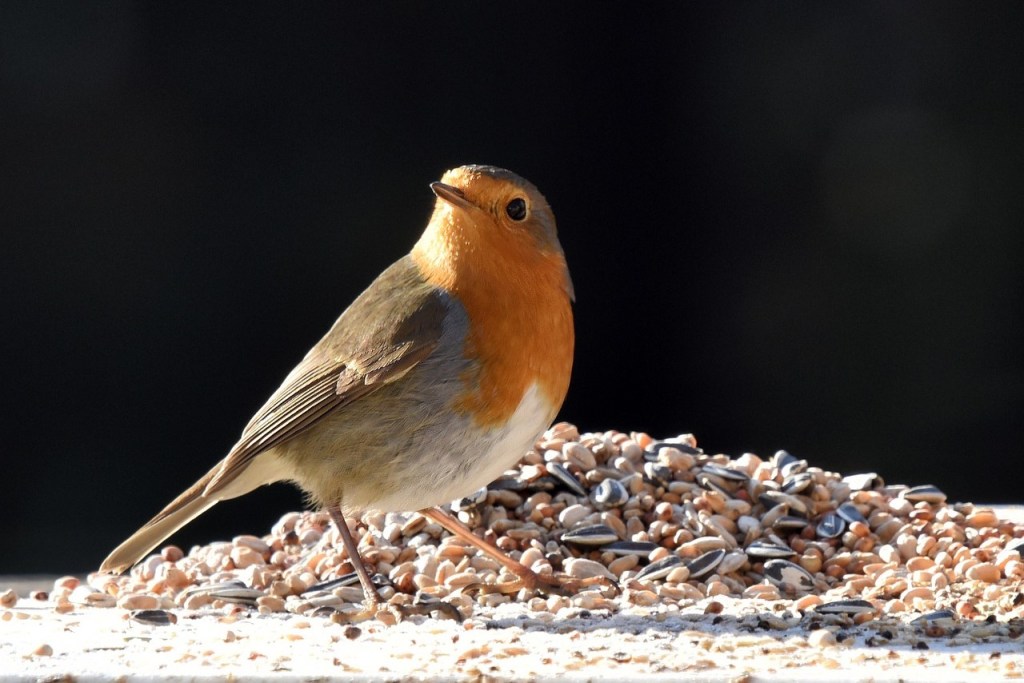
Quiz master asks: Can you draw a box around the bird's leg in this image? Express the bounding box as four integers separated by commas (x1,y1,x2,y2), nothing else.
419,506,611,597
326,505,382,620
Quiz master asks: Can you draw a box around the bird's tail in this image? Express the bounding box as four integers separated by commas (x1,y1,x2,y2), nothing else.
99,465,222,574
99,452,284,574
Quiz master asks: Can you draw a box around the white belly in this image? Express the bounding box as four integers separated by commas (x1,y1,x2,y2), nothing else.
366,383,553,512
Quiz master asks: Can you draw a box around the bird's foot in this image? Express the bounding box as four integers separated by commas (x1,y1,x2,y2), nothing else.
487,569,618,598
329,594,463,624
328,595,385,624
394,594,463,622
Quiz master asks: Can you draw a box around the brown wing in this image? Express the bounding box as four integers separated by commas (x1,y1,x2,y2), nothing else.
204,256,448,495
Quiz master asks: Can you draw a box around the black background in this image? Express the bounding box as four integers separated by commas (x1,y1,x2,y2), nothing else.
3,3,1022,575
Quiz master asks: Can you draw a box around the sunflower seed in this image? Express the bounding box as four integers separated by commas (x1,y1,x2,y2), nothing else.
782,472,814,495
562,524,619,546
191,582,263,604
644,440,701,457
685,549,726,578
879,484,909,498
701,463,749,482
816,512,845,539
815,599,875,615
836,502,868,525
591,478,628,509
780,459,808,478
772,450,809,478
604,541,659,557
130,609,177,625
911,609,957,628
305,573,389,593
761,490,808,515
763,559,815,594
488,476,526,492
634,555,684,582
525,476,559,492
643,462,673,487
773,515,810,531
745,540,797,559
698,474,734,497
842,472,883,491
545,462,587,496
772,450,798,469
903,485,946,504
451,487,488,511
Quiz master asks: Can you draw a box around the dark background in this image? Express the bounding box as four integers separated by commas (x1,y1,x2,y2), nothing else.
2,3,1022,575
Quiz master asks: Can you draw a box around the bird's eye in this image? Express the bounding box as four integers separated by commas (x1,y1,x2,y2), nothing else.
505,197,527,221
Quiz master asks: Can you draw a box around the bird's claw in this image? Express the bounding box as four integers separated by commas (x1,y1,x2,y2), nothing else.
326,596,385,624
535,572,619,597
326,593,463,624
478,570,618,598
400,595,463,622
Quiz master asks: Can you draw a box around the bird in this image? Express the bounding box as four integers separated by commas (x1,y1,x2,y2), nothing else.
100,164,578,616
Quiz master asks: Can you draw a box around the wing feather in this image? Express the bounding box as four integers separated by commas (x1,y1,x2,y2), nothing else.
204,257,449,495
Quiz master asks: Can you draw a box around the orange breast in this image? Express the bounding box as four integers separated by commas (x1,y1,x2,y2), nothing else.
412,215,574,429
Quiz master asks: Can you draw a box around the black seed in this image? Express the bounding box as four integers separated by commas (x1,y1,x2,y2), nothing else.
699,474,733,496
815,599,875,615
745,540,797,559
634,555,684,582
763,560,814,592
451,487,488,511
131,609,177,626
685,549,725,578
701,463,749,482
562,524,619,546
643,462,673,487
903,485,946,504
591,478,628,509
604,541,660,557
489,477,527,492
782,473,814,495
780,459,808,477
547,462,588,496
772,450,799,470
836,502,868,525
816,512,846,539
911,610,957,628
773,515,810,530
644,440,702,456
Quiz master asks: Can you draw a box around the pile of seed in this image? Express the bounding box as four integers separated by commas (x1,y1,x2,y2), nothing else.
41,423,1024,626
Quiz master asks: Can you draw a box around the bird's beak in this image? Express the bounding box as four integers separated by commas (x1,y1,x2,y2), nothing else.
430,182,474,211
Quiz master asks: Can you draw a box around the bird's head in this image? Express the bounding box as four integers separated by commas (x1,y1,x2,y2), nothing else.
414,165,574,301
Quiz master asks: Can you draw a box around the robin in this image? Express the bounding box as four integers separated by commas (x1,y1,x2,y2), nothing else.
100,164,578,615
